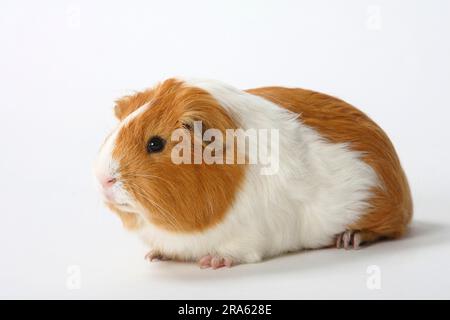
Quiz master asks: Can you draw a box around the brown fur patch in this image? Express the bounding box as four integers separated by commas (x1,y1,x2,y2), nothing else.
110,79,245,232
247,87,413,239
115,89,155,120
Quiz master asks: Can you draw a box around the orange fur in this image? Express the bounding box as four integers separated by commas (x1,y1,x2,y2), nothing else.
115,89,155,121
111,79,245,232
106,203,141,230
247,87,413,240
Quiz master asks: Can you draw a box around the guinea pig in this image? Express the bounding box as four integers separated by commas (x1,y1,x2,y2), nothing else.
94,78,412,269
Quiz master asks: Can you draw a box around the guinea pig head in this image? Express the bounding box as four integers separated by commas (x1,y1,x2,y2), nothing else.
94,79,245,233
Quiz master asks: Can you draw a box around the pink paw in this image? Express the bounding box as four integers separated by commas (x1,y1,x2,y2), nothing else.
336,230,362,250
198,255,233,269
145,250,171,262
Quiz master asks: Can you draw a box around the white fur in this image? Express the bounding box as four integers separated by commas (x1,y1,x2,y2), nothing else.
135,79,379,263
94,102,151,210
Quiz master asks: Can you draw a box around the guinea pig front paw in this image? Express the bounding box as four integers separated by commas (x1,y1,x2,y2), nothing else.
198,255,233,269
145,250,171,262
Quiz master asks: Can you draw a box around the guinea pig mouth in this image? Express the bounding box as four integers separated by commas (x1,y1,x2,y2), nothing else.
115,202,130,207
106,199,130,208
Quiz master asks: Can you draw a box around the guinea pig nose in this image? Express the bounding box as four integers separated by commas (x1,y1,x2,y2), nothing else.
101,177,117,189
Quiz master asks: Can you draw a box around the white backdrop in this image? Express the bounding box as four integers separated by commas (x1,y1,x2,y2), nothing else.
1,0,449,299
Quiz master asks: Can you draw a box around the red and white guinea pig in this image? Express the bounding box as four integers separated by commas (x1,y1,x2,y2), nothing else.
94,78,412,269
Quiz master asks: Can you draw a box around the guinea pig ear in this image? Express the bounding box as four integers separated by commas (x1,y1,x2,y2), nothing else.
180,117,206,137
114,89,154,121
180,101,236,133
179,104,236,149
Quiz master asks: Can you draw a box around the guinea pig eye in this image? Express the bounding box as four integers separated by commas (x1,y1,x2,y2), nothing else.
147,136,165,153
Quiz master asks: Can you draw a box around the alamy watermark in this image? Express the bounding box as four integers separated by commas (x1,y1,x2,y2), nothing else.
366,265,381,290
366,5,382,31
170,121,280,175
66,4,81,30
66,265,81,290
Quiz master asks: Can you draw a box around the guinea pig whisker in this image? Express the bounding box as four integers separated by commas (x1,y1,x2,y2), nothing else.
130,188,179,231
126,173,177,190
127,182,181,231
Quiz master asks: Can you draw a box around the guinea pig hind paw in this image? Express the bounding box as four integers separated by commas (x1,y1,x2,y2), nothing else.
335,230,362,250
198,255,233,269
